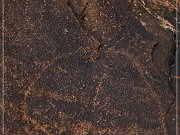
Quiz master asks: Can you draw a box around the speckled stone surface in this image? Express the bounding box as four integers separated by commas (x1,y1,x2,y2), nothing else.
2,0,179,134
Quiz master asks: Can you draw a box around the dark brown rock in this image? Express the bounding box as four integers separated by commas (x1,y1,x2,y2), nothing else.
2,0,178,134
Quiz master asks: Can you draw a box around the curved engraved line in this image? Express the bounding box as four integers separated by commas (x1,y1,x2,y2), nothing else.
22,115,51,135
120,51,167,134
114,50,167,134
20,49,88,133
28,88,91,105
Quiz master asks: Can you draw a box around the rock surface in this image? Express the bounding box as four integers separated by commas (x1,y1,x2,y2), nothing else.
2,0,178,134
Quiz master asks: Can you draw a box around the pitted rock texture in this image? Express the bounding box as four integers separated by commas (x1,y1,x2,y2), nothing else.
3,0,178,134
